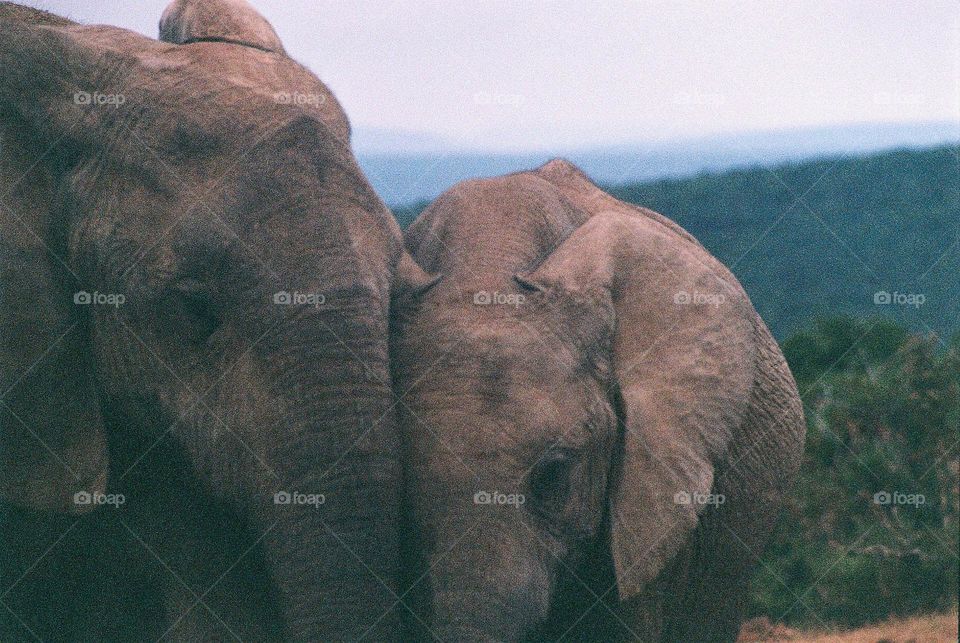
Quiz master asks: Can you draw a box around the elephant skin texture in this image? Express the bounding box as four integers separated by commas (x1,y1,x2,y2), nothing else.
392,159,806,642
0,1,413,640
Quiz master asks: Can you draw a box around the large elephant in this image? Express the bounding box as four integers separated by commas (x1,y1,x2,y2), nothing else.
0,1,411,639
393,159,806,641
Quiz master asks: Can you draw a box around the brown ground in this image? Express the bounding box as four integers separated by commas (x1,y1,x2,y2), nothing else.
738,608,959,642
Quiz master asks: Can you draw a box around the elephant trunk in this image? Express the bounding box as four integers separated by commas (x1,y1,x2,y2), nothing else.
415,511,552,642
250,297,400,641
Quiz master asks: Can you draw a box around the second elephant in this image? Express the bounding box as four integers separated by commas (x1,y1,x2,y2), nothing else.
393,159,806,641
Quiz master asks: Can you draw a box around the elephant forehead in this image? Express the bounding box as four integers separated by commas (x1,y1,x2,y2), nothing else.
410,324,595,408
447,324,560,370
401,322,615,462
108,36,349,155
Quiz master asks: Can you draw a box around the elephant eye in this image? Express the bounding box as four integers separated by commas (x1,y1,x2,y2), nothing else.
169,278,221,342
528,449,576,516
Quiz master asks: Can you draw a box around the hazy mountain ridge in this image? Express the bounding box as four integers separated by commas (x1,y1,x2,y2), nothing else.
360,121,958,206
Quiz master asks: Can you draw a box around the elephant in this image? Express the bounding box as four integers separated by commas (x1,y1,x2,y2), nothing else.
392,159,806,641
0,1,417,639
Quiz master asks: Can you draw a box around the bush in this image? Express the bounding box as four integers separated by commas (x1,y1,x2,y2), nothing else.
749,316,959,628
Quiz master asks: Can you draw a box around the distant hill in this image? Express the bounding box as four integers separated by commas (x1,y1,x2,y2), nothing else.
394,145,960,339
361,121,958,206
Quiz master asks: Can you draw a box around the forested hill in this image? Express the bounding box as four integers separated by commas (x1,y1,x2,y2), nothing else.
395,145,959,339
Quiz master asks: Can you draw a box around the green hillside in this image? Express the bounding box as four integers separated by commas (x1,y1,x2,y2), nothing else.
395,145,959,339
752,316,958,628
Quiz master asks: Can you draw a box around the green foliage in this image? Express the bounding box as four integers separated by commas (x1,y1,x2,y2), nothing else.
750,316,959,627
610,146,959,340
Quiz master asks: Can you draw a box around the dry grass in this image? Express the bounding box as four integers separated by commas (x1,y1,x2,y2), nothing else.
738,608,959,642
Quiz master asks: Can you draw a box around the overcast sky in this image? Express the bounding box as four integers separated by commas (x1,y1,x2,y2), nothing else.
21,0,960,152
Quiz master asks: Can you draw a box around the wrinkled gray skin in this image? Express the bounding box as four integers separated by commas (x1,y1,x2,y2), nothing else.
0,1,414,640
393,160,806,641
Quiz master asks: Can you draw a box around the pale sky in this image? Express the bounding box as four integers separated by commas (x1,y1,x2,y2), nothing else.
20,0,960,152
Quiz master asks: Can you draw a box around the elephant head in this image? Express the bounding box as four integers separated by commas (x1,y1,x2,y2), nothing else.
0,1,410,639
393,160,805,640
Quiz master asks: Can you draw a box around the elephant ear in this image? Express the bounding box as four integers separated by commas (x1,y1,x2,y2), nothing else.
0,9,142,513
159,0,286,53
392,253,441,301
518,208,757,600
